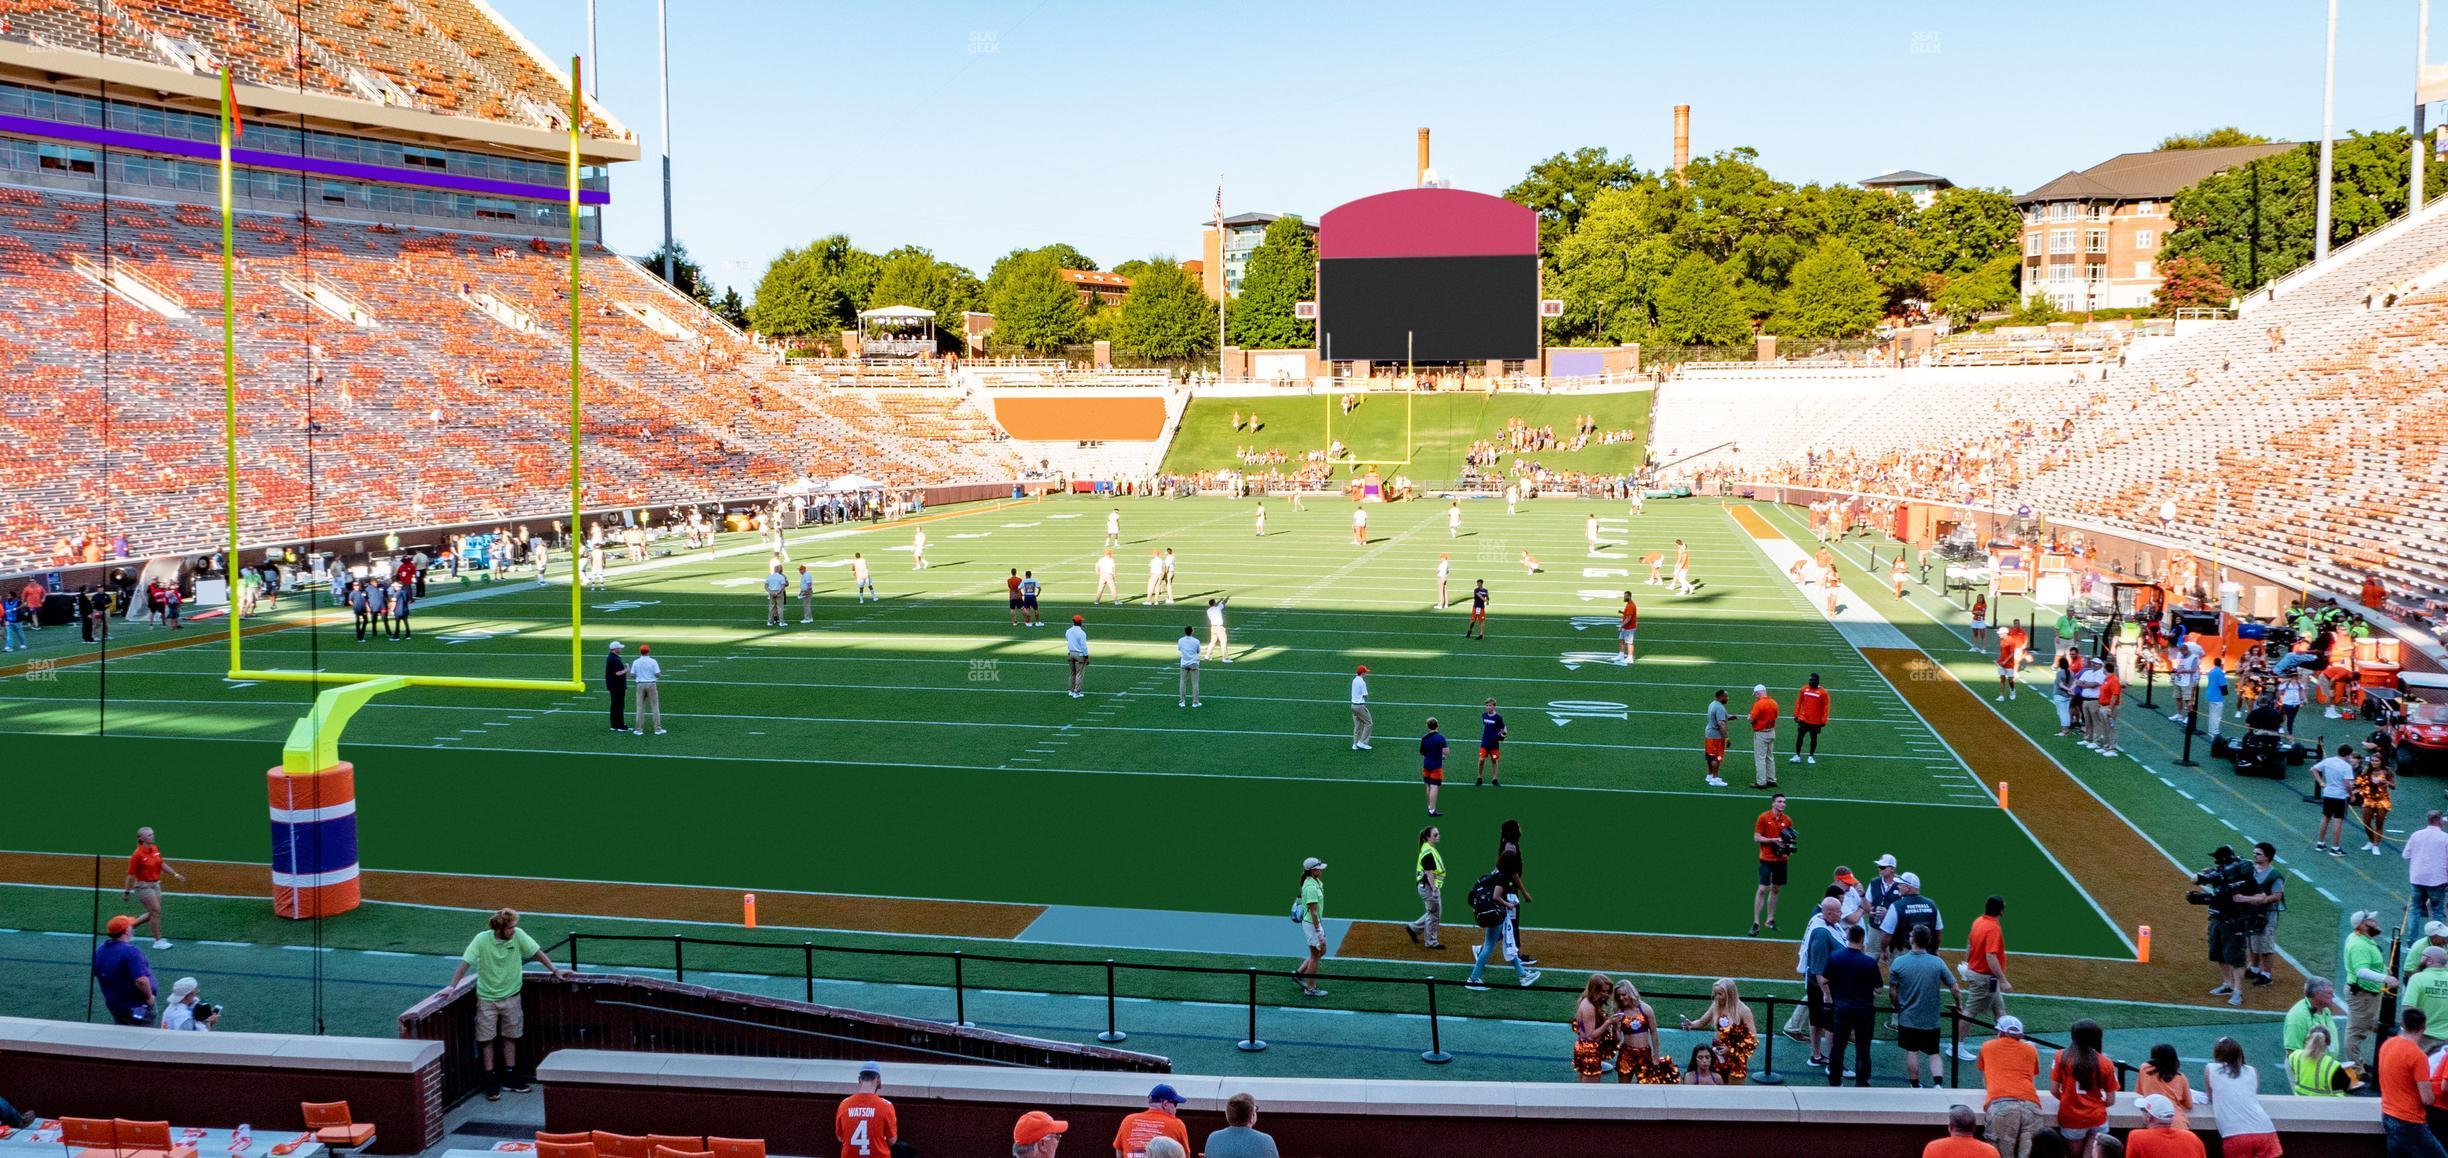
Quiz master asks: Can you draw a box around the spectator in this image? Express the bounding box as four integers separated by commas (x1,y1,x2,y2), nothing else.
2283,975,2346,1055
1822,924,1881,1086
1923,1104,1999,1158
2133,1044,2191,1131
2313,744,2356,855
1889,924,1958,1088
122,825,186,950
444,908,572,1101
2404,921,2448,974
2049,1018,2118,1154
604,642,629,732
834,1061,896,1158
2407,947,2448,1048
158,976,216,1031
2199,1037,2279,1158
1012,1111,1069,1158
1677,977,1759,1084
2242,843,2284,987
626,643,665,735
2286,1025,2353,1096
1958,895,2010,1059
1066,616,1091,699
0,1093,32,1128
1350,664,1372,749
91,915,155,1026
2379,1009,2447,1158
1112,1084,1190,1158
1796,895,1842,1066
1200,1092,1279,1158
1142,1141,1184,1158
2204,659,2227,738
1465,865,1538,990
2345,910,2400,1074
2123,1094,2201,1158
1293,858,1328,998
2406,811,2448,921
1978,1014,2044,1158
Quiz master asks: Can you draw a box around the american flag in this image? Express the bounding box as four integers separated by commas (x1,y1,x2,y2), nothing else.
1213,176,1223,225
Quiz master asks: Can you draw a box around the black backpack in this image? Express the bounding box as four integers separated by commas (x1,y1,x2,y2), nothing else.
1467,871,1510,928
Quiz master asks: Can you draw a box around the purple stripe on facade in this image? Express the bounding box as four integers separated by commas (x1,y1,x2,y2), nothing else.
0,110,608,205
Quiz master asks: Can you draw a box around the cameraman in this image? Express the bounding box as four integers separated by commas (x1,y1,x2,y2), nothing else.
2197,846,2256,1007
158,977,217,1031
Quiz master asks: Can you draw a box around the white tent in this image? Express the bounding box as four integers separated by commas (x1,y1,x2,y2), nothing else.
828,473,886,492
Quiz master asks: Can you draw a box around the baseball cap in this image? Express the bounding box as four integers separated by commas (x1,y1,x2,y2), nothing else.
1995,1015,2025,1036
2135,1093,2176,1121
106,915,135,936
1875,854,1898,869
857,1060,882,1078
169,977,199,1000
1148,1083,1185,1105
1355,664,1369,674
2429,922,2448,939
2353,910,2383,927
1012,1112,1068,1145
1072,614,1083,624
1303,856,1327,872
1899,872,1921,889
609,641,623,650
1753,684,1768,695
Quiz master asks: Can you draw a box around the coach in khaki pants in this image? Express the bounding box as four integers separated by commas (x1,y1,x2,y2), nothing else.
1351,665,1374,750
629,643,664,735
1749,684,1780,789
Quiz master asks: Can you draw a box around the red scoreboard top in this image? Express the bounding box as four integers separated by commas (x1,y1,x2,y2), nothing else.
1317,187,1538,261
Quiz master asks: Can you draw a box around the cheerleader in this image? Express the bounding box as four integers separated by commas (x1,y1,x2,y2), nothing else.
1970,595,1989,653
1680,977,1759,1084
1570,974,1614,1084
2354,742,2396,854
1610,979,1680,1084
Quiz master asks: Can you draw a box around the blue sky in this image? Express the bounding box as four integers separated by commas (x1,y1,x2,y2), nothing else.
492,0,2436,297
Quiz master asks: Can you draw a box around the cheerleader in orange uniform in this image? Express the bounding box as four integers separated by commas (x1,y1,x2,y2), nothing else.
1570,974,1614,1083
1610,979,1681,1084
2354,748,2396,854
1680,977,1759,1084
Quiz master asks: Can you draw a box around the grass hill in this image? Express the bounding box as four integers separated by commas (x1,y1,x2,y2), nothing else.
1161,388,1652,480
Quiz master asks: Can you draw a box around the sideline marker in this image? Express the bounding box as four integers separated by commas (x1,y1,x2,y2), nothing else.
743,893,758,929
2137,925,2151,963
1997,781,2009,809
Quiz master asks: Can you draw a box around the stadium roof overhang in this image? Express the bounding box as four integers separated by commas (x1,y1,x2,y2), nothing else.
0,39,640,166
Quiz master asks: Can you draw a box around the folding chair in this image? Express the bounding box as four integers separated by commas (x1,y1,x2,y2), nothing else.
110,1121,195,1158
58,1118,121,1158
590,1133,651,1158
298,1104,374,1155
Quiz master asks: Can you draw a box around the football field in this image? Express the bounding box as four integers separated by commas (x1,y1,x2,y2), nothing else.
1,494,2130,961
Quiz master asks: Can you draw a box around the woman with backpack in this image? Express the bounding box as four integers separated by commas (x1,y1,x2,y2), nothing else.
1463,866,1540,990
1496,820,1534,964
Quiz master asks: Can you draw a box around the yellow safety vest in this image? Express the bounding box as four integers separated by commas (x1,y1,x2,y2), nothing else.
1416,842,1446,889
2287,1049,2344,1097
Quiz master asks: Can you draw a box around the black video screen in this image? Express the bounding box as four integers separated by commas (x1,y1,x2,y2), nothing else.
1318,255,1540,363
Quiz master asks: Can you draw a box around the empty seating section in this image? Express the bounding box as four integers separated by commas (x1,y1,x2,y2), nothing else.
0,183,1020,570
0,0,614,137
1701,205,2448,625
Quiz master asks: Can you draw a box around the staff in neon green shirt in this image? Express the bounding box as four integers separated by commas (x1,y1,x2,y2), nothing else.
446,908,572,1101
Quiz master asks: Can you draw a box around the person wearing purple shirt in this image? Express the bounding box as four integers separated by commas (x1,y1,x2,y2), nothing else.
1419,718,1448,818
91,915,155,1025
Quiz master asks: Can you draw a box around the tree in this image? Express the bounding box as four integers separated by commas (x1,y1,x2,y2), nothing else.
713,286,748,329
1931,253,2021,323
2163,130,2448,293
1113,257,1217,359
640,240,713,305
2153,253,2234,312
2158,128,2272,151
867,246,983,327
1914,187,2023,277
1504,146,1643,258
985,250,1084,352
2009,293,2065,326
1547,186,1677,343
1229,216,1316,349
1652,253,1750,346
1771,238,1885,339
748,234,880,338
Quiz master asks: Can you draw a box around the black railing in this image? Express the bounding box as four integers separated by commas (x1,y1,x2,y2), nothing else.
554,931,2126,1084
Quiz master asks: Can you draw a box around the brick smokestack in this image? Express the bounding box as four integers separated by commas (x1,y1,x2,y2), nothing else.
1416,127,1431,187
1673,104,1690,186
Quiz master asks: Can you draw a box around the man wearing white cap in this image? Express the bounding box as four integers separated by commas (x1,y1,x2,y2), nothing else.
2404,945,2448,1050
158,977,215,1031
1863,854,1903,959
1975,1015,2041,1158
603,642,629,732
2125,1094,2200,1158
2406,920,2448,975
2342,909,2398,1071
1880,872,1941,952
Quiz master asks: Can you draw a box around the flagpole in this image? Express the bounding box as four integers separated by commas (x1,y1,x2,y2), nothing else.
220,67,241,674
1214,175,1225,377
568,55,586,690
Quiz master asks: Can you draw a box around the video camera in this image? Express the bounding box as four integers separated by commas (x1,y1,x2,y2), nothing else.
2184,846,2254,914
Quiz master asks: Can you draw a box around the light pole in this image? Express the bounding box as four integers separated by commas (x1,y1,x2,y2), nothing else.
658,0,674,283
2316,0,2339,262
2417,0,2434,211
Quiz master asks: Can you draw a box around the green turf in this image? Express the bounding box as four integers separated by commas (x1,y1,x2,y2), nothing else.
1160,389,1651,478
1,495,2125,958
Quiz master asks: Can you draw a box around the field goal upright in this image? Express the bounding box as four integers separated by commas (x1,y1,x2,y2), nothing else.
216,60,593,917
1320,329,1416,473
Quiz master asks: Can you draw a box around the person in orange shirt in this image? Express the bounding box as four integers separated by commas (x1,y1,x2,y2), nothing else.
1977,1016,2042,1158
1790,673,1831,765
2094,667,2124,757
2124,1094,2202,1158
123,826,186,950
1617,593,1639,665
833,1062,898,1158
2049,1019,2119,1153
1750,793,1794,936
2380,1008,2445,1154
1921,1105,1999,1158
1748,684,1781,790
1112,1084,1190,1158
1995,620,2029,702
1957,897,2010,1059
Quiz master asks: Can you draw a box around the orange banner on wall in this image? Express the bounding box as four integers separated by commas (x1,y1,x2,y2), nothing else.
991,396,1168,441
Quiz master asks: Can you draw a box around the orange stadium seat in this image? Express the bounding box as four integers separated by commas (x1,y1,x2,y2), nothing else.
534,1143,594,1158
589,1133,651,1158
704,1140,765,1158
297,1103,374,1153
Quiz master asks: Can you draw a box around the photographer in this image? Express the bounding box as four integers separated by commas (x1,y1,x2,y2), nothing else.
2193,846,2259,1007
158,977,217,1031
